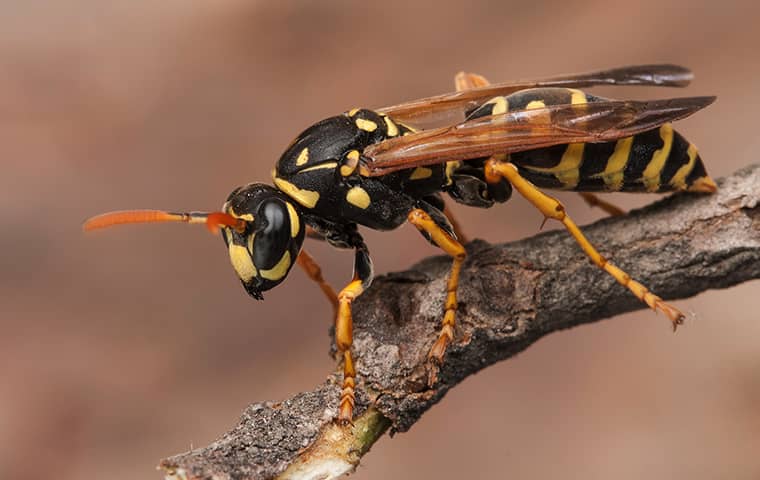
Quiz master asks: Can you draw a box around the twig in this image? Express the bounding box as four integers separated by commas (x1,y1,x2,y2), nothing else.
160,164,760,480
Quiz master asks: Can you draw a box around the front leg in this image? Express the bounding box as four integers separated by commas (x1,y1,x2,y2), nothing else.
335,242,373,424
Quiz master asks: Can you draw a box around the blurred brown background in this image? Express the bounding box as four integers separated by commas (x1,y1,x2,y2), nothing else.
1,1,758,479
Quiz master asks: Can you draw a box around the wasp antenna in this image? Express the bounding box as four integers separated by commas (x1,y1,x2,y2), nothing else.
83,210,245,234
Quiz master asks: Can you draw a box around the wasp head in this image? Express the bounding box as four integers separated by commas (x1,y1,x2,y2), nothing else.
221,183,305,300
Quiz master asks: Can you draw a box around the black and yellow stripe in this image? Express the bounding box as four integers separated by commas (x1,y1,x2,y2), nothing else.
469,87,716,193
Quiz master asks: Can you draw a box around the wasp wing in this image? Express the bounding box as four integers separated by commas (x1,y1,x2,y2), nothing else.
378,64,693,128
363,96,715,176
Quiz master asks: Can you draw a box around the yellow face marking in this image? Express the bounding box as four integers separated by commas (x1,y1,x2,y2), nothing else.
383,116,399,137
260,250,291,281
410,167,433,180
285,202,300,238
229,211,254,222
228,243,257,282
355,118,378,132
348,108,360,117
295,147,309,166
272,175,320,208
346,186,371,209
298,161,338,173
526,100,546,110
641,123,674,192
669,143,699,190
597,136,633,191
487,96,508,115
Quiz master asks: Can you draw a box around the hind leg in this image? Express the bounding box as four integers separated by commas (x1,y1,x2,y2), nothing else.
485,157,685,330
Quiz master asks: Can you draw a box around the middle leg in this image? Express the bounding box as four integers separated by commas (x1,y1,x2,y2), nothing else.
407,207,466,385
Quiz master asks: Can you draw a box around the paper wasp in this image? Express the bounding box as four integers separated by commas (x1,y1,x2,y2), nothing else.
85,64,716,424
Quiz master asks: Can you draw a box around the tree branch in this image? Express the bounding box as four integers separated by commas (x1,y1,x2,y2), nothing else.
160,164,760,480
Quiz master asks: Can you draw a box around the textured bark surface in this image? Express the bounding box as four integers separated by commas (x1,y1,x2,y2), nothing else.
161,164,760,480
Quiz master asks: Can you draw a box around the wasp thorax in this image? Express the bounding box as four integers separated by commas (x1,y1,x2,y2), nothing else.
221,183,305,300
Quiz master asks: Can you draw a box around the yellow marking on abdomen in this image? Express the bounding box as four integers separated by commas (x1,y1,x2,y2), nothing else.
228,244,257,282
487,96,508,115
522,90,588,188
299,161,338,173
295,147,309,166
272,174,320,208
346,186,371,209
669,143,698,190
641,123,674,192
285,202,300,238
260,250,291,281
410,167,433,180
597,137,633,191
355,118,378,132
526,100,546,110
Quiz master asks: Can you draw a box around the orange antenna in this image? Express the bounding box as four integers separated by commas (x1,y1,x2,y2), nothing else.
83,210,246,235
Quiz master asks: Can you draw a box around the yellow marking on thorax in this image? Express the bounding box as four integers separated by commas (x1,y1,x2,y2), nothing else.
299,161,338,173
445,161,461,186
410,167,433,180
597,136,633,191
260,250,291,281
669,143,698,190
641,123,674,192
295,147,309,166
285,202,300,238
341,150,360,177
487,96,508,115
272,172,320,209
346,186,371,209
348,108,360,116
355,118,378,132
383,116,399,136
228,243,257,282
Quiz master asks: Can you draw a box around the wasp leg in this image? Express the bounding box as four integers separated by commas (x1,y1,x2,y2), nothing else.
484,158,685,330
578,192,626,217
296,249,338,315
408,207,466,385
335,243,373,424
454,71,492,91
443,203,469,244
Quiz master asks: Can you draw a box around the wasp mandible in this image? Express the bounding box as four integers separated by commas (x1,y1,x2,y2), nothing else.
85,65,716,424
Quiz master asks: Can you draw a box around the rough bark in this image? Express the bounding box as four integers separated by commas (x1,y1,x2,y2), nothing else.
160,164,760,480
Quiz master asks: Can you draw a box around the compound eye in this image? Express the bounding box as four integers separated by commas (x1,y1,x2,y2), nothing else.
252,200,292,271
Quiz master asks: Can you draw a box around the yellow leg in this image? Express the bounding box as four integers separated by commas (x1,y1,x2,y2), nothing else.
578,192,626,217
485,159,685,330
408,209,467,384
454,71,491,91
296,249,338,315
335,277,363,424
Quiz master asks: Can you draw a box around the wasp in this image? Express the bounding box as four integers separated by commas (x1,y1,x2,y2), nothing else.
85,65,716,424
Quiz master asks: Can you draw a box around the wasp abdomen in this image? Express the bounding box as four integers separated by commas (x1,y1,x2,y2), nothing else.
469,87,716,193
